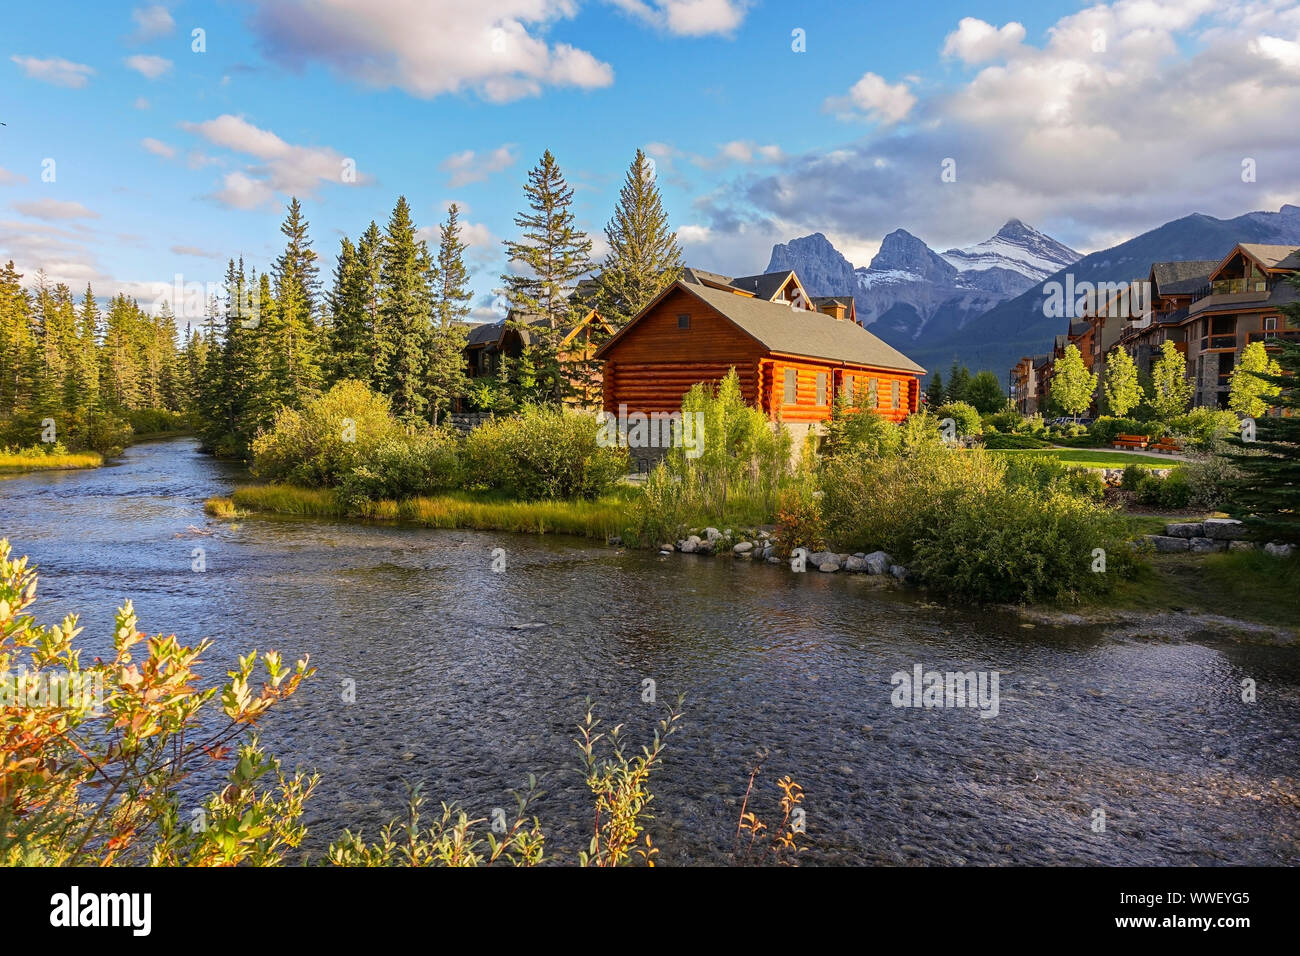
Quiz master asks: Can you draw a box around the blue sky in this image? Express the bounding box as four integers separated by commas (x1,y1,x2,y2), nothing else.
3,0,1299,324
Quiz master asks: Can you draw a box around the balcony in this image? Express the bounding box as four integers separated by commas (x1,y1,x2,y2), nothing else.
1188,279,1272,315
1248,329,1300,345
1199,334,1237,351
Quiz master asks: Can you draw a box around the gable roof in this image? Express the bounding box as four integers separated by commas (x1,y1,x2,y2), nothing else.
1238,244,1300,272
596,279,925,374
1150,260,1217,295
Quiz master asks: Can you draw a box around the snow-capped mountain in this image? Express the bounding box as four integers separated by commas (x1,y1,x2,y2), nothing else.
765,221,1083,352
940,219,1081,279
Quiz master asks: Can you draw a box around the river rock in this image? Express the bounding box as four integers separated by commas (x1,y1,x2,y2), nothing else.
1189,536,1225,553
890,565,911,582
659,543,674,553
1164,522,1203,538
733,541,754,554
1202,518,1248,541
1228,541,1257,552
766,556,782,564
865,551,893,575
844,555,868,572
678,535,702,553
1147,535,1190,553
1264,542,1295,558
819,560,840,573
703,527,722,542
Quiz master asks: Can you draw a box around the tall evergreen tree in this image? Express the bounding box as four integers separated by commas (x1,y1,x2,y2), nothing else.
377,196,434,423
326,236,372,384
596,149,682,329
357,220,385,394
1228,327,1300,543
266,197,322,411
426,204,471,424
501,150,593,404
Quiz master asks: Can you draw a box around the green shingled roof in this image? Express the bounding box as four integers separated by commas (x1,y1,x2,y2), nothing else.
683,282,925,374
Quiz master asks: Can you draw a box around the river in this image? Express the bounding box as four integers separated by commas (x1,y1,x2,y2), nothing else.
1,436,1297,865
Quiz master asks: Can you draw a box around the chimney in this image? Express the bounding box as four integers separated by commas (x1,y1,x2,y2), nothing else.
818,300,846,321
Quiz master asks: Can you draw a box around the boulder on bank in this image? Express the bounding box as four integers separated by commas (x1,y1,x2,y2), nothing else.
1189,536,1225,554
1202,518,1248,541
844,555,868,572
1164,522,1203,538
819,560,841,573
1264,542,1296,558
1146,535,1191,553
865,551,893,575
678,535,702,553
733,541,754,554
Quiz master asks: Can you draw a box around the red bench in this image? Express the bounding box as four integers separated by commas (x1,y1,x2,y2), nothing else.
1149,437,1182,454
1112,434,1149,450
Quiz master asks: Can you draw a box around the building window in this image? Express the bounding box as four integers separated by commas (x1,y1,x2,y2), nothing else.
677,314,690,329
815,372,827,406
843,376,855,404
868,378,878,407
784,368,797,405
891,380,901,410
1264,315,1278,336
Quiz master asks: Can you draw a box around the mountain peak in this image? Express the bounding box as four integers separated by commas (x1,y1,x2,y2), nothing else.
942,221,1081,281
870,229,956,279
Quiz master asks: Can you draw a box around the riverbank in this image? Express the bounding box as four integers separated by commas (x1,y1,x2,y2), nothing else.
207,483,638,538
0,449,103,473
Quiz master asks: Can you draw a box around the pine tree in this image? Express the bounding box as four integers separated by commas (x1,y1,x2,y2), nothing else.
72,284,101,410
928,370,944,406
1049,344,1097,420
426,203,471,424
266,197,323,411
965,370,1006,414
1147,340,1194,420
1101,347,1142,417
326,236,372,384
501,150,593,405
377,196,433,424
945,361,971,404
1228,339,1300,543
596,149,682,329
357,220,385,393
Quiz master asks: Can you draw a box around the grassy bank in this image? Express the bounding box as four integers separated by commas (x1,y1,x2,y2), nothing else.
986,448,1176,468
0,450,103,473
208,483,640,539
1097,549,1300,631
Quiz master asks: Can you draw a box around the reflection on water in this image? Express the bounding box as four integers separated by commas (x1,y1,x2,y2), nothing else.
1,437,1297,864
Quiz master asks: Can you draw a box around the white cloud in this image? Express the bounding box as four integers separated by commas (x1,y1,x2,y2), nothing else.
211,171,277,211
10,55,94,88
440,145,517,187
696,140,784,167
247,0,614,102
608,0,750,36
141,137,176,159
0,168,27,186
826,72,917,124
125,54,173,79
132,5,176,41
183,114,364,206
734,0,1300,254
942,18,1027,64
11,198,99,221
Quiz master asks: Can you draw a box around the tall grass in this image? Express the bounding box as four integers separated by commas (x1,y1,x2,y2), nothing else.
0,450,103,473
210,484,637,539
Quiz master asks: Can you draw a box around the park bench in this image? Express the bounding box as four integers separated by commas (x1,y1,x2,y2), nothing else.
1112,433,1149,450
1149,437,1182,454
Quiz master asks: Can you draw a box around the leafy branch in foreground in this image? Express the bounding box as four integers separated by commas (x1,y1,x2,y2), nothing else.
0,539,315,866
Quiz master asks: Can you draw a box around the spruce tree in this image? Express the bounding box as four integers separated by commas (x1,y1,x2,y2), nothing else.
426,203,471,424
266,197,322,411
357,220,385,394
377,196,433,424
326,236,371,384
501,150,593,404
1228,339,1300,543
596,149,682,328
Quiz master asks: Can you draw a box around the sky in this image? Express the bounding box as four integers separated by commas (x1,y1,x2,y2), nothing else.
2,0,1299,326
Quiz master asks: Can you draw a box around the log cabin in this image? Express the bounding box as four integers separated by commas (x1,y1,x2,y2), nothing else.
465,305,615,407
594,268,925,464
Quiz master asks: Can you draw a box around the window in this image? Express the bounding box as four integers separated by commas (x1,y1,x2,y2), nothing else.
677,313,690,329
815,372,827,406
843,376,855,404
891,380,901,410
868,378,878,407
783,368,797,405
1264,316,1278,334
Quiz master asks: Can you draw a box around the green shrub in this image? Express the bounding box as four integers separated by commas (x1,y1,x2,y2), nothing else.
1120,464,1146,491
463,405,628,500
819,445,1132,602
1168,407,1239,448
338,433,461,509
127,408,189,435
1136,469,1192,509
1003,454,1105,501
986,408,1027,434
251,380,407,487
1181,451,1242,511
932,401,982,437
821,403,901,458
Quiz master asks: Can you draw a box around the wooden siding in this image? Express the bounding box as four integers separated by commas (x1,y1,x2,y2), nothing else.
601,286,922,423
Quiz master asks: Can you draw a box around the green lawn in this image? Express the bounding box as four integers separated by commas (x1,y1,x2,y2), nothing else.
986,448,1174,469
